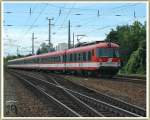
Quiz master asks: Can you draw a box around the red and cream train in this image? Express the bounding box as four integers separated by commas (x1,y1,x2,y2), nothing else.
7,41,121,77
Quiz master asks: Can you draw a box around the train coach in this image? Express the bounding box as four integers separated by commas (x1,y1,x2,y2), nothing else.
7,41,121,77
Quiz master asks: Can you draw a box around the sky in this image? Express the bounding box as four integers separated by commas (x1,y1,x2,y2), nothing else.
3,2,147,56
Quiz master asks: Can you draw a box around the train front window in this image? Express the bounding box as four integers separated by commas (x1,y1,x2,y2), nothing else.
96,48,119,57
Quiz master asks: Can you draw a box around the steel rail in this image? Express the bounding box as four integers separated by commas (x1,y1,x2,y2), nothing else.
10,70,146,116
64,87,141,117
45,72,146,117
44,74,141,117
9,71,81,117
71,78,146,116
113,76,146,84
12,69,146,84
116,75,146,80
42,73,104,117
10,70,144,117
9,70,103,117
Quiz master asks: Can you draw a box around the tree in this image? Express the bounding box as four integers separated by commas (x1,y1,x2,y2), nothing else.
36,42,55,55
105,21,146,74
4,55,24,66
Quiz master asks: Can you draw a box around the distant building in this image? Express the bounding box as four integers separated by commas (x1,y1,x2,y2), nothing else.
56,43,68,51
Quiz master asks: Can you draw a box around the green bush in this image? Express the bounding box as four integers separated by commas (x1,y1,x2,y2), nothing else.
106,21,146,75
123,46,146,74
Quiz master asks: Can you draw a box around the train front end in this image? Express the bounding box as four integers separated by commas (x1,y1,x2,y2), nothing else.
95,43,121,77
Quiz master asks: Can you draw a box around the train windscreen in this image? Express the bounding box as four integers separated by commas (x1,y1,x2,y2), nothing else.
96,48,119,57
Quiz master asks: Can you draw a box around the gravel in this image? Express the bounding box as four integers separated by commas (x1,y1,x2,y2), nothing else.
4,70,146,117
4,71,58,117
62,75,146,109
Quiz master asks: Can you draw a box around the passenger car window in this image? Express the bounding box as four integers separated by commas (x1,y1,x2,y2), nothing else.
88,51,91,61
96,48,119,57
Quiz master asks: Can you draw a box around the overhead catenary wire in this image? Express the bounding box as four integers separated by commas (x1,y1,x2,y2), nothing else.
51,3,75,36
53,4,66,25
4,3,145,56
79,16,142,37
20,3,49,41
4,4,48,55
60,3,75,27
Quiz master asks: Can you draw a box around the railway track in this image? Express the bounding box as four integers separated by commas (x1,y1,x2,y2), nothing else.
117,74,146,80
8,71,81,117
26,70,146,116
9,70,146,117
43,72,146,117
113,75,146,85
8,70,104,117
53,73,146,85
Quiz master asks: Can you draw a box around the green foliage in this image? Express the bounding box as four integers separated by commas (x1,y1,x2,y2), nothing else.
4,55,24,66
123,46,146,74
36,42,55,55
106,21,146,75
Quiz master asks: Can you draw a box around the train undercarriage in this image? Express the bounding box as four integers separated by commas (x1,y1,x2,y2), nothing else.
8,66,119,78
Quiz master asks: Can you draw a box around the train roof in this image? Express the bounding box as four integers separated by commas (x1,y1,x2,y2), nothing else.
66,42,119,54
8,50,65,62
8,42,119,62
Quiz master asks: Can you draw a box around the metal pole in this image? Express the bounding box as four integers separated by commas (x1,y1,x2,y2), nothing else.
68,20,71,49
48,19,51,46
47,18,54,47
17,47,19,56
73,32,74,48
32,32,34,55
76,35,86,43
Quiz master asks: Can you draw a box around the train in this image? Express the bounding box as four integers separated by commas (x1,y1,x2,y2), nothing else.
7,41,121,78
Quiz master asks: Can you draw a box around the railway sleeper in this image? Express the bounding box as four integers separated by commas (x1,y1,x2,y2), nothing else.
66,89,141,117
10,70,145,117
9,71,81,117
74,94,123,117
